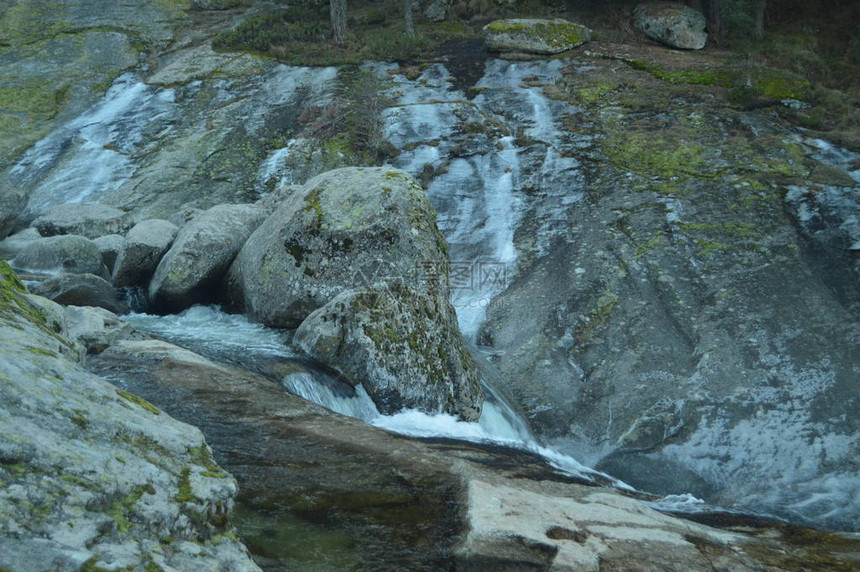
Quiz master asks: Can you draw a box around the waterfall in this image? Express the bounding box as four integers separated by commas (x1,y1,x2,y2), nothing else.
12,74,177,215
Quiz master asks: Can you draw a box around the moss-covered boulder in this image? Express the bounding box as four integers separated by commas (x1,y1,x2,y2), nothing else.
483,19,592,55
0,260,260,571
226,167,451,328
294,283,483,420
634,3,708,50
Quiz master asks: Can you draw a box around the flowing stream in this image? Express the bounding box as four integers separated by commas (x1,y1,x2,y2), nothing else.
124,305,626,488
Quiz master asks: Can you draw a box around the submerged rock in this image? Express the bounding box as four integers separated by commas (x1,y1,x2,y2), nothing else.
227,167,452,328
13,235,110,278
483,18,592,55
0,261,260,572
32,204,130,239
111,219,178,287
634,3,708,50
295,283,483,420
31,272,128,315
149,204,265,313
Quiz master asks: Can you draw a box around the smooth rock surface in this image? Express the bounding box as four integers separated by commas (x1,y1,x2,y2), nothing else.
227,167,452,328
295,283,483,419
87,335,860,572
0,261,260,572
634,3,708,50
149,204,265,313
63,305,136,353
483,19,591,55
112,219,178,287
30,272,128,314
32,204,130,239
13,235,110,278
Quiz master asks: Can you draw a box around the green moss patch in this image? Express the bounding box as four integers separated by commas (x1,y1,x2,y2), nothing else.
116,389,161,416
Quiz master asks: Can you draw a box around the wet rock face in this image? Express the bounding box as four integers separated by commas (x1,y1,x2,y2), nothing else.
634,3,708,50
478,55,860,530
227,167,452,328
295,283,483,420
483,18,592,55
148,204,266,314
0,261,260,572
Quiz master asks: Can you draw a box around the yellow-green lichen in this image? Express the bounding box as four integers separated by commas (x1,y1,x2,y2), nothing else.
116,389,161,416
175,467,196,503
485,20,591,50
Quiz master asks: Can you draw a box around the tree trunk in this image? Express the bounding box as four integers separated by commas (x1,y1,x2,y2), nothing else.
754,0,766,39
403,0,414,39
331,0,348,46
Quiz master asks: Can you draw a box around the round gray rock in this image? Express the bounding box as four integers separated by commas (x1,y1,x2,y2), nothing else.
31,273,129,315
13,235,110,279
32,204,130,239
634,3,708,50
483,19,592,55
149,204,266,313
226,167,451,328
295,284,483,420
112,219,178,287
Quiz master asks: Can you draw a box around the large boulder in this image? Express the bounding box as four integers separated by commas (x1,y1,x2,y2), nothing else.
13,235,110,279
31,273,129,315
149,204,266,313
294,283,483,420
112,219,178,287
32,204,131,239
0,176,27,240
226,167,451,328
634,3,708,50
0,261,260,572
483,19,591,55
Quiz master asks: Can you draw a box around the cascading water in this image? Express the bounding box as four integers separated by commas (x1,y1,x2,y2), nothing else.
11,74,178,215
125,305,623,486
